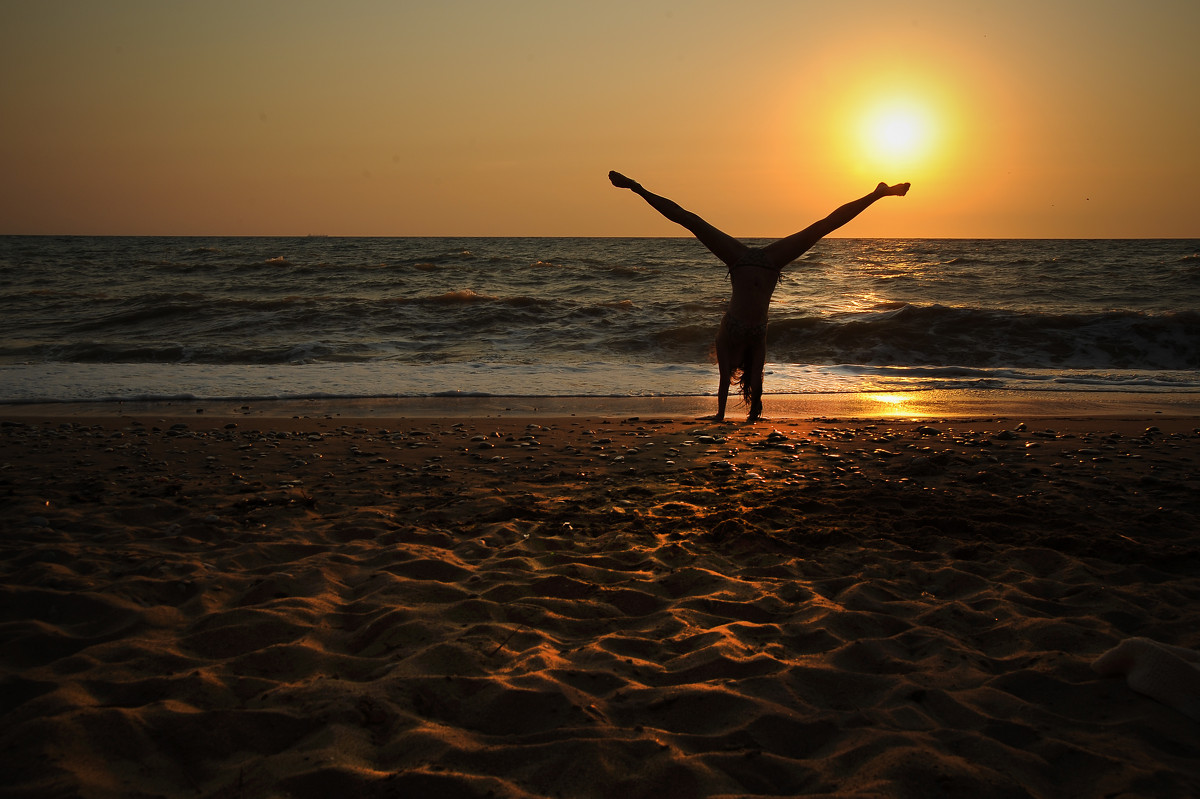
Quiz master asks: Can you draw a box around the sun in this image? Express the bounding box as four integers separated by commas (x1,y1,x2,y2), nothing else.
858,98,936,170
871,111,923,157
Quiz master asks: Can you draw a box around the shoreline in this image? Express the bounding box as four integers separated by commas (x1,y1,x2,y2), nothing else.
3,388,1200,421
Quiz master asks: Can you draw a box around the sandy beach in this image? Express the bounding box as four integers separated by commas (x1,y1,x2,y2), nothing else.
2,400,1199,798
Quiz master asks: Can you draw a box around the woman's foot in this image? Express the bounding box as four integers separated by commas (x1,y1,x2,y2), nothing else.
876,182,911,197
609,171,642,191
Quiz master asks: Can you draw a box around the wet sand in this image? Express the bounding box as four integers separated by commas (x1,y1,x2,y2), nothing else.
2,403,1198,797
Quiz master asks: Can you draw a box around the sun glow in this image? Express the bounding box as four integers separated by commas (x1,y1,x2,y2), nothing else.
805,60,962,194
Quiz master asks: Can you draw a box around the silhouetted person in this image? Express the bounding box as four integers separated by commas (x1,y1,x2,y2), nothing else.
610,171,909,421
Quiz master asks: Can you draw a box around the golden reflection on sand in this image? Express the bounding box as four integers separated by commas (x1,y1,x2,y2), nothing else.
862,392,925,417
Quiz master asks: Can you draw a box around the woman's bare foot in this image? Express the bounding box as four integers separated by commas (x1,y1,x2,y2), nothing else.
609,171,642,191
876,182,911,197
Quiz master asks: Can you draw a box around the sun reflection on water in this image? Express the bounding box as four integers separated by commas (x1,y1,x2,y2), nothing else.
864,392,923,417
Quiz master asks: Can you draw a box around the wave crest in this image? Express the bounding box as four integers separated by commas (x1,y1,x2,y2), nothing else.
771,305,1200,370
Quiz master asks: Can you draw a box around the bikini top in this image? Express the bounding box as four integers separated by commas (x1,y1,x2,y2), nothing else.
727,248,783,280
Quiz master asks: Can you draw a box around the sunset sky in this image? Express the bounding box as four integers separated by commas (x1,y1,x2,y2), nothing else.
2,1,1197,238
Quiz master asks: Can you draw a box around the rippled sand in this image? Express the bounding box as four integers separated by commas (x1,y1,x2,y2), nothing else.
2,411,1198,797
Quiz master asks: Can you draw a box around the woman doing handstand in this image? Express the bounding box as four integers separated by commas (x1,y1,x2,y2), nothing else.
609,171,910,422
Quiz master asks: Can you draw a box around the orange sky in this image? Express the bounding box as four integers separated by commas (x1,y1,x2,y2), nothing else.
2,1,1197,237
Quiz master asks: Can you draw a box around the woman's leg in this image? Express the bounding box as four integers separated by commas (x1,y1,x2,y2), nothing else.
763,182,910,268
610,172,748,266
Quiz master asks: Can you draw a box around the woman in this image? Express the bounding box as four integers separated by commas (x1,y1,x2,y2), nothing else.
609,171,910,421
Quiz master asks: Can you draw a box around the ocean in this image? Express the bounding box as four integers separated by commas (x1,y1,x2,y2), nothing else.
1,236,1198,405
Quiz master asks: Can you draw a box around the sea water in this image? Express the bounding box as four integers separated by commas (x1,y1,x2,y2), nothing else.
1,236,1198,404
